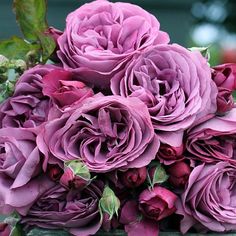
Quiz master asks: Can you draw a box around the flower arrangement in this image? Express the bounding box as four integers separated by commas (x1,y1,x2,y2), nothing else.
0,0,236,236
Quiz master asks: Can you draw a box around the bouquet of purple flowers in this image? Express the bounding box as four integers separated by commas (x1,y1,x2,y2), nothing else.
1,0,236,235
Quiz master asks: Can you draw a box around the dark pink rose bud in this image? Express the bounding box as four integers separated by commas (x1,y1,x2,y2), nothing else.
60,160,91,190
216,87,234,115
42,69,94,109
139,186,177,221
47,164,63,181
120,167,147,188
102,212,119,232
212,63,236,90
167,161,191,188
0,223,10,236
157,143,184,165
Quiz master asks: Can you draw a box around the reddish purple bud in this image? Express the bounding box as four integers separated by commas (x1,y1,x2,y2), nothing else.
0,223,10,236
120,167,147,188
216,87,234,115
139,186,177,221
167,161,191,188
212,63,236,90
60,167,88,190
47,165,63,181
157,143,184,165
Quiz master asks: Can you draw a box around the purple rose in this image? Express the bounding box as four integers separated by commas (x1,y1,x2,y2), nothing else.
57,0,169,89
139,186,177,221
212,63,236,90
176,162,236,233
0,65,58,128
0,127,54,215
39,95,159,173
42,69,94,108
21,181,104,236
111,44,217,146
186,108,236,164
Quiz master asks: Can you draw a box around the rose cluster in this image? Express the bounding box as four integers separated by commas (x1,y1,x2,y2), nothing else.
1,0,236,236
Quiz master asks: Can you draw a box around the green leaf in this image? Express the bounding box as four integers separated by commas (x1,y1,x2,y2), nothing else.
38,33,56,63
27,228,70,236
10,224,23,236
188,46,211,61
0,37,40,61
233,91,236,102
13,0,48,42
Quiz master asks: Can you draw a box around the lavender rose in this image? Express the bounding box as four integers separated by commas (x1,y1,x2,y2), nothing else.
176,162,236,233
186,108,236,165
21,181,104,236
57,0,169,89
0,65,57,128
40,95,159,173
0,128,54,215
111,44,217,145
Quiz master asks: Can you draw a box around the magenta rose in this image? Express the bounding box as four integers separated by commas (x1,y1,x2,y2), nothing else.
0,65,58,128
167,161,191,188
176,162,236,233
120,200,159,236
186,108,236,165
0,127,54,215
21,181,104,236
212,63,236,90
120,167,147,188
42,69,94,108
57,0,169,89
39,95,159,173
111,44,217,146
139,186,177,221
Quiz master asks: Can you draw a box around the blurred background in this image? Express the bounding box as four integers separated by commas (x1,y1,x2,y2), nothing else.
1,0,236,65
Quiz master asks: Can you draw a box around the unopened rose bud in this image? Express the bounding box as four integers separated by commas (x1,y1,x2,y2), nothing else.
14,59,27,72
216,87,234,115
120,167,147,188
157,143,184,165
148,163,168,188
48,164,63,181
99,186,120,220
167,161,191,188
0,223,10,236
60,160,91,190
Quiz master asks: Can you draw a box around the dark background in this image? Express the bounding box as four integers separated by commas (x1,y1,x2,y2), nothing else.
1,0,236,64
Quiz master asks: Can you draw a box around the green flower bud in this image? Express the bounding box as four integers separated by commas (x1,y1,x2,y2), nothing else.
99,186,120,220
65,160,91,180
148,162,168,189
